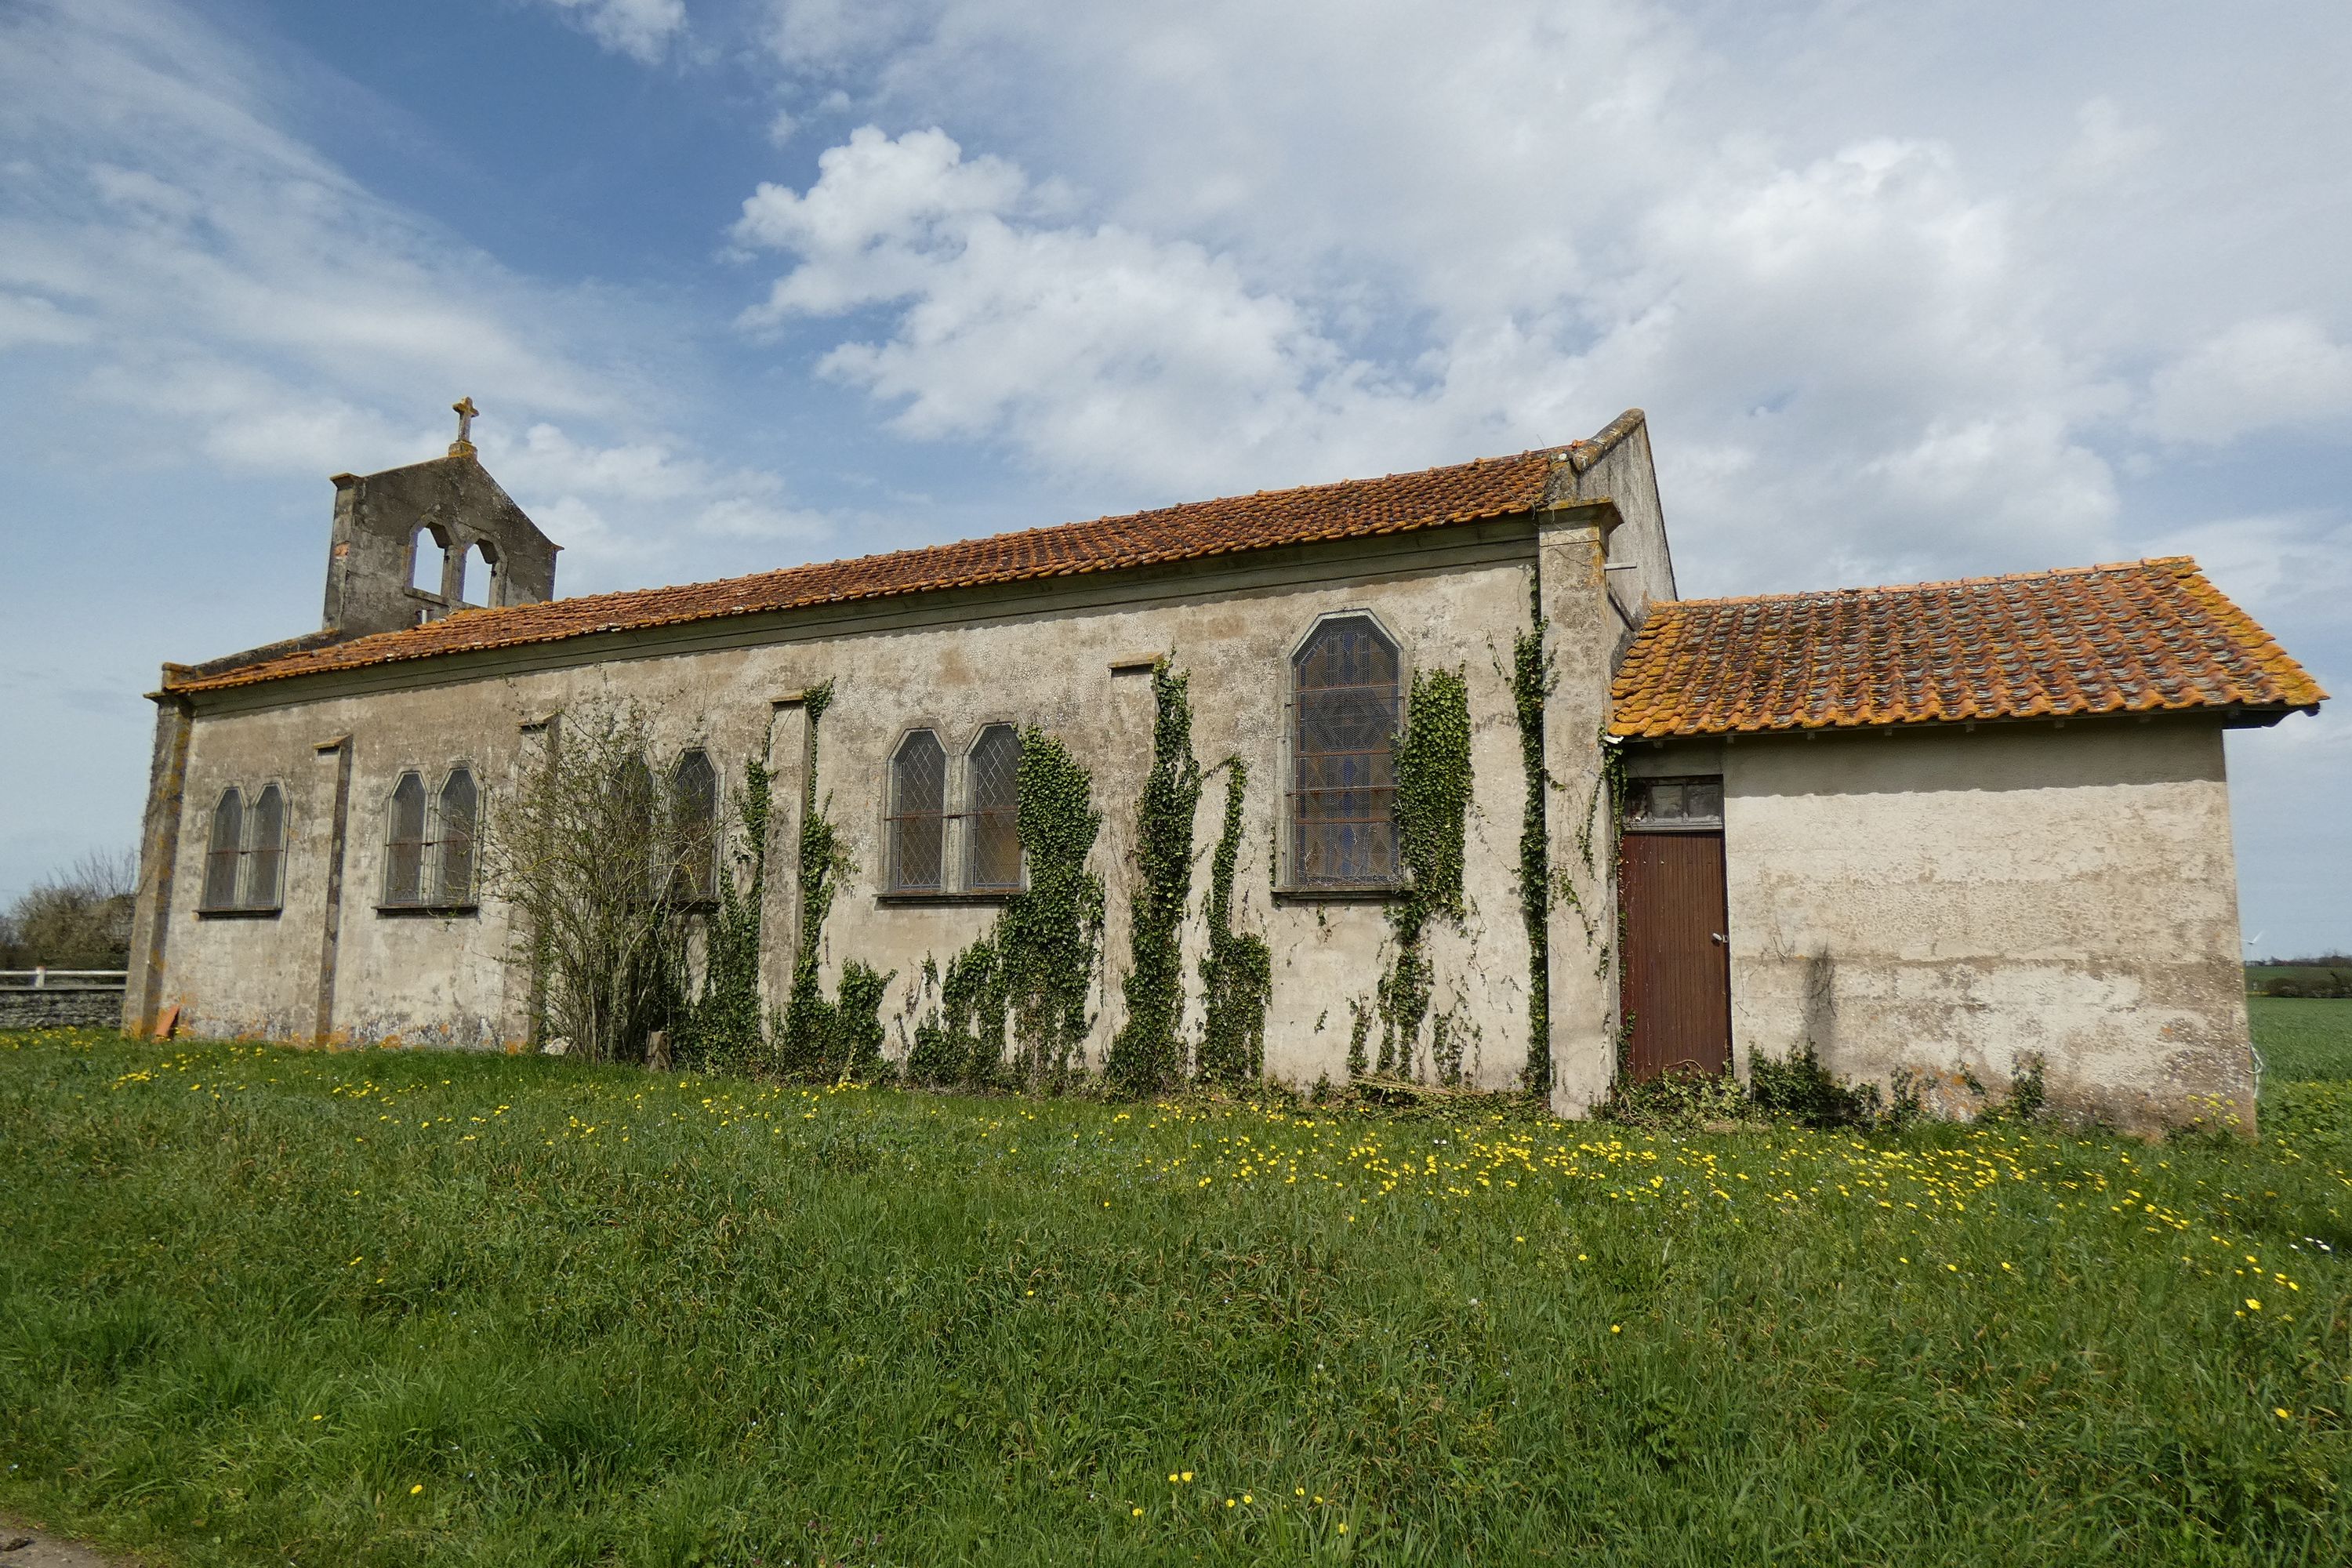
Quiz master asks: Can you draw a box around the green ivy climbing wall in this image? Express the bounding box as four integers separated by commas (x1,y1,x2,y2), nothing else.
1196,759,1272,1085
775,681,891,1083
1108,660,1202,1096
1377,666,1472,1079
675,753,771,1075
1510,582,1555,1095
909,728,1105,1091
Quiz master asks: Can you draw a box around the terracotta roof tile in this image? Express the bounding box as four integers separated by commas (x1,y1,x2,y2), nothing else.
1608,557,2326,738
173,442,1580,694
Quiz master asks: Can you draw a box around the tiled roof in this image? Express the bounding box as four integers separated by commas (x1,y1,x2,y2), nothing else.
1609,557,2325,739
172,440,1592,694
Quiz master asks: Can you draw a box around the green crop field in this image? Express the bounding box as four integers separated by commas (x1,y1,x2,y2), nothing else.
2254,996,2352,1083
3,1014,2350,1566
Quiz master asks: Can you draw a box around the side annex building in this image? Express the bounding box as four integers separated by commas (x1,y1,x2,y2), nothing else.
123,408,2326,1131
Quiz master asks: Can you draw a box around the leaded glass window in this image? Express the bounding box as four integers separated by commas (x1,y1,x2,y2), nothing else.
888,730,947,892
436,768,478,904
245,783,285,909
202,787,244,910
671,750,719,902
384,771,427,904
967,724,1023,891
1290,616,1399,887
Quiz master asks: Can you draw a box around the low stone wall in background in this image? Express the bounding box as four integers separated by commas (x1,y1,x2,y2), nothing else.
0,989,125,1029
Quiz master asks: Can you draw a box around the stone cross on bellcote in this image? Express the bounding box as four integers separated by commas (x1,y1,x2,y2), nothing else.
448,396,479,457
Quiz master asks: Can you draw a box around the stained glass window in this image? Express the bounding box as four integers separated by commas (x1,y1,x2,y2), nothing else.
202,787,244,910
967,724,1023,891
436,768,478,904
245,783,285,909
670,750,718,901
385,771,427,904
888,730,947,892
1291,616,1399,886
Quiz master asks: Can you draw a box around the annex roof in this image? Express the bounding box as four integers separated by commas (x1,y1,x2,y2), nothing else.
167,430,1624,695
1608,557,2326,739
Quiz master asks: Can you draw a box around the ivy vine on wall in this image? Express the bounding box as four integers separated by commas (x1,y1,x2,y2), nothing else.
1377,666,1472,1077
775,680,893,1082
1108,659,1202,1097
1196,759,1272,1086
909,726,1105,1091
675,753,771,1074
1509,582,1555,1095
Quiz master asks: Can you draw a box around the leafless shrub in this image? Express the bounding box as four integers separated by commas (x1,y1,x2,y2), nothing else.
481,701,716,1063
3,848,137,968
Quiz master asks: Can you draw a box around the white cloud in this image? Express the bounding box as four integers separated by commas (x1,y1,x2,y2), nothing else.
0,0,823,586
2146,315,2352,445
737,0,2352,604
731,118,2129,583
0,289,89,348
492,422,835,557
530,0,688,64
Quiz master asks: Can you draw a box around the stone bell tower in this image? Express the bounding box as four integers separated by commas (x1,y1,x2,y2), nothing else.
321,398,560,637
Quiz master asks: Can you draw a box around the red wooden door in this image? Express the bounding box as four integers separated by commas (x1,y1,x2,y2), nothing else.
1617,832,1731,1080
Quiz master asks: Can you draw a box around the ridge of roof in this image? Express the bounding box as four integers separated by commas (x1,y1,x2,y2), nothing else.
1652,555,2199,609
1565,407,1646,476
169,436,1592,695
1608,556,2327,739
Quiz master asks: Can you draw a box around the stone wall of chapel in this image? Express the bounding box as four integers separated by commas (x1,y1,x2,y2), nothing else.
155,547,1581,1089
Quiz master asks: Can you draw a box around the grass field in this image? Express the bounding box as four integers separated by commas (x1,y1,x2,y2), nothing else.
2,1007,2350,1566
2254,996,2352,1083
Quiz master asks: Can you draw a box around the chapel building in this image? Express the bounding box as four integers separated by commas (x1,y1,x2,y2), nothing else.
123,407,2326,1131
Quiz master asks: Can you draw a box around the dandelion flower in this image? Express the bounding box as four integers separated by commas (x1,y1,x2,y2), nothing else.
410,1484,424,1496
2277,1407,2293,1419
1338,1523,1348,1534
2248,1298,2263,1311
1182,1472,1194,1483
1132,1507,1144,1517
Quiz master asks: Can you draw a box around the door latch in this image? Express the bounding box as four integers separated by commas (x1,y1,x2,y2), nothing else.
1710,932,1728,945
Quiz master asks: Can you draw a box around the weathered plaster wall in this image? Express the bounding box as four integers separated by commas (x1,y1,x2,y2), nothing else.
1631,719,2255,1132
154,523,1592,1089
1552,413,1676,632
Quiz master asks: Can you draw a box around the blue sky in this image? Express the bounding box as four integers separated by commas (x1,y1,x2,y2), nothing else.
2,0,2347,956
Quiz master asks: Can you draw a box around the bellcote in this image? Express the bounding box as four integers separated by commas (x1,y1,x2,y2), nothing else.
320,401,559,637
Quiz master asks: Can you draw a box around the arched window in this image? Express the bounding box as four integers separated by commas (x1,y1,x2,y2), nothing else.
476,539,501,605
436,768,477,904
385,771,428,904
617,754,656,900
887,730,947,893
409,526,446,594
1290,615,1400,887
456,543,489,606
245,783,286,909
671,749,718,901
202,787,244,910
967,724,1023,891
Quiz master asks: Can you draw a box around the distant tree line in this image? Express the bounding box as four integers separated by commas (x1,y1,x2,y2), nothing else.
2247,954,2352,1000
1,850,136,970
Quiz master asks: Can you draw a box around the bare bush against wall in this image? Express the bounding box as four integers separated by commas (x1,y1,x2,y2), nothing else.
2,849,136,969
483,701,703,1063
